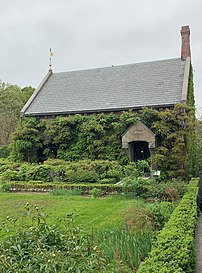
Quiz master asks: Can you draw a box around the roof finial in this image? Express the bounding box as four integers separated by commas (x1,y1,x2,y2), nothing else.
49,48,54,71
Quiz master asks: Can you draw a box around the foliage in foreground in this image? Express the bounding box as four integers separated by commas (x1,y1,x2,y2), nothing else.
137,178,198,273
95,201,175,271
0,191,178,272
96,228,151,272
0,204,131,273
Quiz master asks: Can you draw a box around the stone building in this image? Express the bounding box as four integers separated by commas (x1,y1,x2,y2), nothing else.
21,26,192,163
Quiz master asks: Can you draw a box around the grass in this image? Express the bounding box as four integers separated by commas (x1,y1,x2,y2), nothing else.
95,228,152,271
0,193,140,235
0,193,153,271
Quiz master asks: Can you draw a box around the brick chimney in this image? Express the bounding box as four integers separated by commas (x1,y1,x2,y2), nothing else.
181,25,191,60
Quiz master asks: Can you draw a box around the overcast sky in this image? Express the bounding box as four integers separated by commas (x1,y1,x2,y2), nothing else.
0,0,202,114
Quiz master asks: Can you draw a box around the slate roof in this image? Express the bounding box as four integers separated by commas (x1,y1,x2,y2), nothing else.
21,58,187,116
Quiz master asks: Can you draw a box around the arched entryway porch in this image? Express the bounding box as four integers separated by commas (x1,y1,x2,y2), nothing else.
122,120,156,162
129,140,150,161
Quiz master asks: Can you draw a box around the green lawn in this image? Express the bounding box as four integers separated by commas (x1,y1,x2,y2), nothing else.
0,193,139,233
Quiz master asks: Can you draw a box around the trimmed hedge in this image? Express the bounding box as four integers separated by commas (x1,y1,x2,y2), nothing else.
0,179,188,202
137,178,198,273
1,181,123,194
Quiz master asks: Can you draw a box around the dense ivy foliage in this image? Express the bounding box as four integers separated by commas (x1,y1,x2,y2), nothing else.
11,112,138,163
11,118,42,162
10,103,195,178
8,64,197,178
185,64,202,177
187,65,195,108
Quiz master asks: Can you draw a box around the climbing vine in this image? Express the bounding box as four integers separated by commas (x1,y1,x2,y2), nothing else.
10,117,42,162
151,104,191,178
186,64,201,178
187,64,195,108
10,104,194,178
9,66,198,178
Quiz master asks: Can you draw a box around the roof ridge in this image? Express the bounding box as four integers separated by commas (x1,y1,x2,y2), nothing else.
22,57,186,116
53,57,182,75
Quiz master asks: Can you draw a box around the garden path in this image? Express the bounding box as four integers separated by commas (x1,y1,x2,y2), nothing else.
195,213,202,273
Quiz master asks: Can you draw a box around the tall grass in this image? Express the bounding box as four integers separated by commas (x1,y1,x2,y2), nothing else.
95,228,152,271
94,201,174,271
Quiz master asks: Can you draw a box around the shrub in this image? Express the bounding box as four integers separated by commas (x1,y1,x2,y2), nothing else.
0,159,157,185
121,177,140,193
44,158,68,166
137,179,198,273
163,187,180,201
122,176,187,201
123,201,175,232
0,169,18,181
26,164,52,182
149,202,176,230
124,203,155,232
51,188,82,196
2,159,124,183
89,187,103,198
65,170,99,183
0,204,116,272
99,178,116,184
0,183,11,192
0,145,10,158
137,160,150,175
123,162,139,177
17,163,52,182
16,163,31,181
104,169,121,182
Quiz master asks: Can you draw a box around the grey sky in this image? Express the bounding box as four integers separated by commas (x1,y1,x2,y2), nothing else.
0,0,201,113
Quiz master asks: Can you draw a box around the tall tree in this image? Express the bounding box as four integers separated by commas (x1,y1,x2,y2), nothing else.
0,82,34,146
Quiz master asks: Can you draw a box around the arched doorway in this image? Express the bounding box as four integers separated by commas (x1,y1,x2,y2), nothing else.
122,121,156,162
133,141,150,161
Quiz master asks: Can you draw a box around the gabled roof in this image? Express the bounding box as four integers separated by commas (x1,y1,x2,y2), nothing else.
122,120,156,149
21,57,190,117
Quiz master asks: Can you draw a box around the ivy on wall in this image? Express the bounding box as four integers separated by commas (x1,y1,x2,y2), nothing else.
186,64,201,178
187,65,195,108
151,104,192,178
11,112,138,163
10,117,42,162
9,67,198,178
10,104,194,178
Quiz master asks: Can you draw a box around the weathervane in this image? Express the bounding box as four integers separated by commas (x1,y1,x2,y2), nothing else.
49,48,54,71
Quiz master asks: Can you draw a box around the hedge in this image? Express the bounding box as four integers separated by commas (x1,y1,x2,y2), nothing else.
137,178,198,273
1,181,123,194
0,159,145,183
